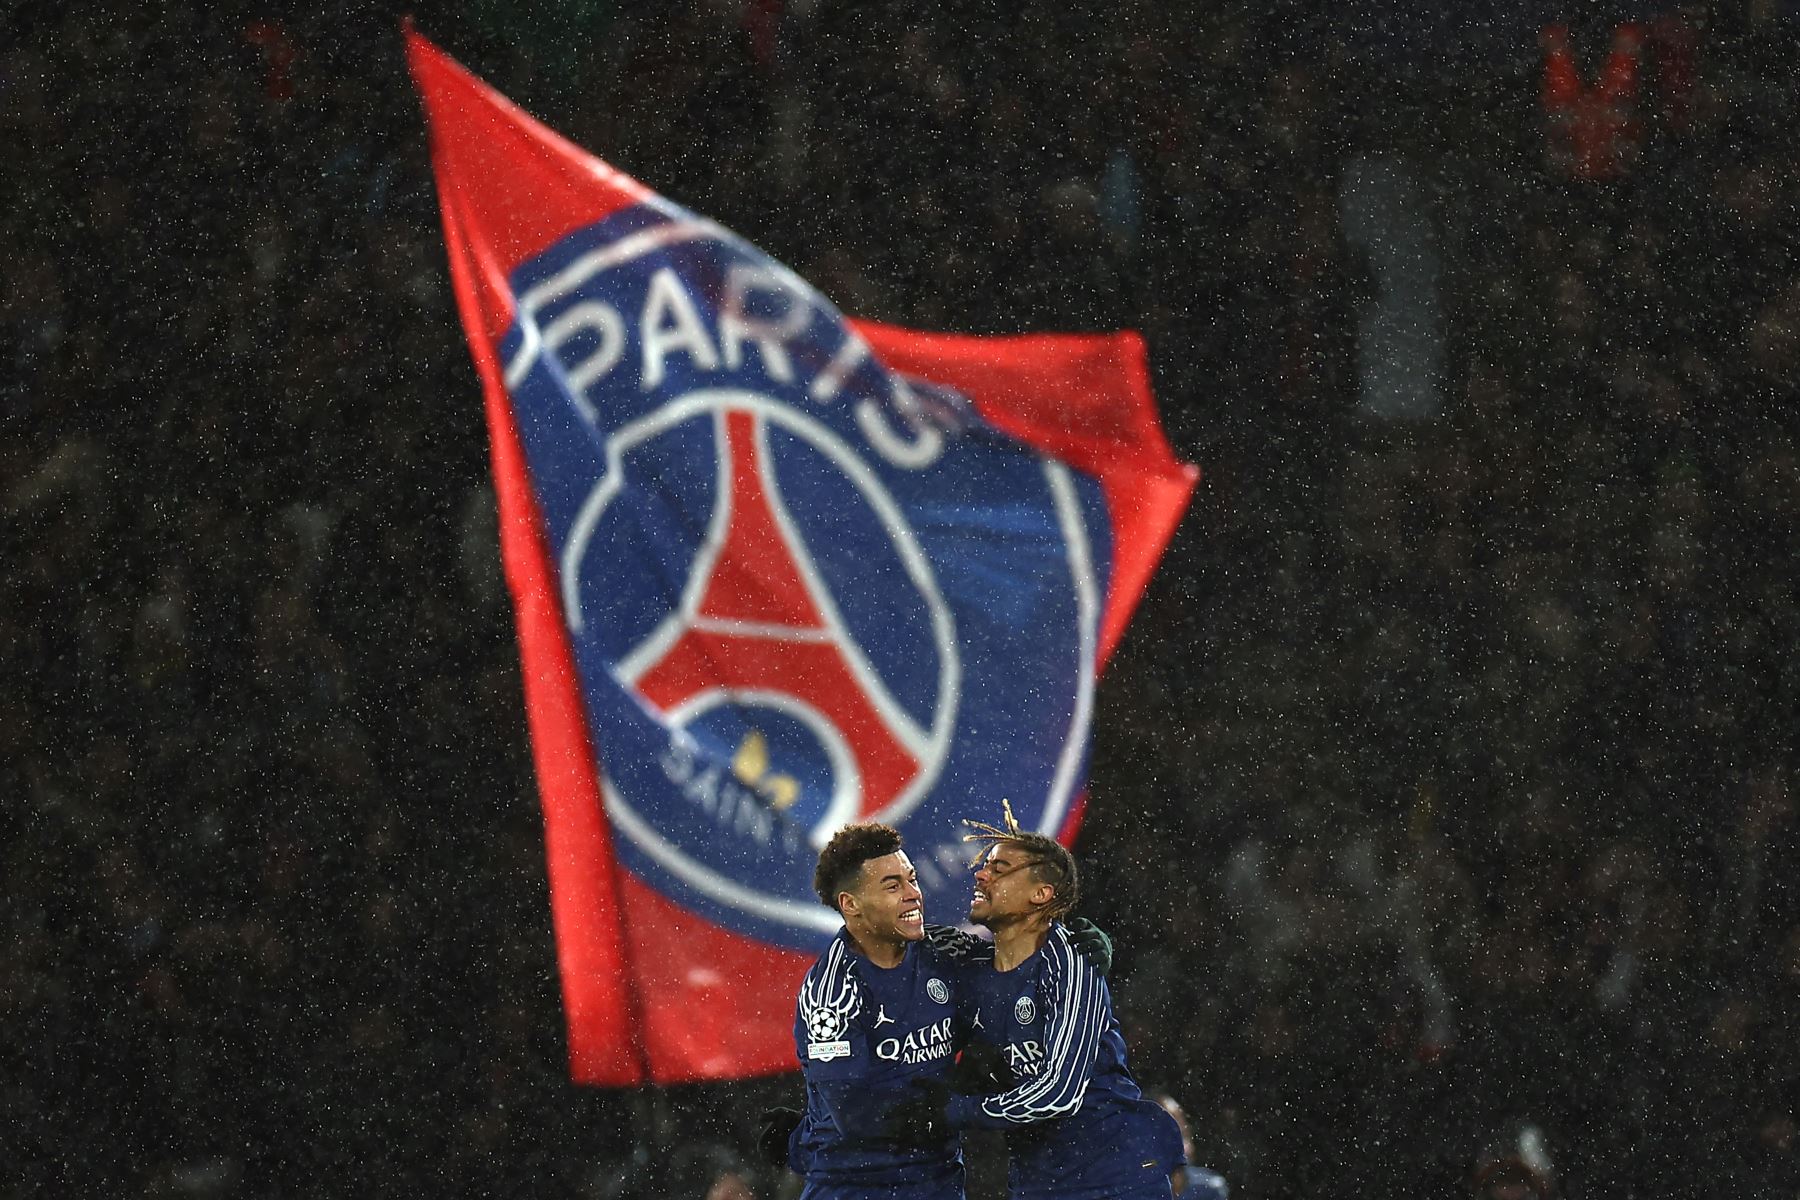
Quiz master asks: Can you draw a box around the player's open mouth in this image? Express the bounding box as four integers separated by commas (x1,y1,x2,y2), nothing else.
899,907,923,927
972,889,989,904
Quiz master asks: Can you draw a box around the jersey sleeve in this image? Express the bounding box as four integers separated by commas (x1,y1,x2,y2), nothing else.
946,924,1107,1128
794,939,908,1142
796,937,863,1078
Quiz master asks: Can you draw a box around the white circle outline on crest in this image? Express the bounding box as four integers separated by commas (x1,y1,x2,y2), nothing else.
563,389,960,836
557,386,1100,934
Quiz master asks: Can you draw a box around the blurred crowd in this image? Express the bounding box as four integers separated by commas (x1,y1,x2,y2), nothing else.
3,1,1797,1197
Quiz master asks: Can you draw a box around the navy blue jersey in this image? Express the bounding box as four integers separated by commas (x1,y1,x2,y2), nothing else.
789,927,976,1197
947,923,1185,1200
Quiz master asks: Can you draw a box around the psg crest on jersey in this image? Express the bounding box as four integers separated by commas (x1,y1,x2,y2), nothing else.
501,204,1112,950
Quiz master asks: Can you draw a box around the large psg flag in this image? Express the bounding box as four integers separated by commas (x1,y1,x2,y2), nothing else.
408,28,1197,1086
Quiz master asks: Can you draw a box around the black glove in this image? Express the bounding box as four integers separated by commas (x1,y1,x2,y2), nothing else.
879,1078,950,1145
1066,917,1113,976
756,1106,802,1167
949,1041,1014,1094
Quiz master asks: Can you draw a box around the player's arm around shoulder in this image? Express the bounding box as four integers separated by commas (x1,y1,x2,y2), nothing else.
923,922,993,966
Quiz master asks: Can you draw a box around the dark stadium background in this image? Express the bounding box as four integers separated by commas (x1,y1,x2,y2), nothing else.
4,1,1798,1196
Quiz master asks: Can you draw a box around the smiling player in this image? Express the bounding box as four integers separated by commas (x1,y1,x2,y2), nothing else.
771,819,1123,1199
887,804,1186,1199
783,823,970,1199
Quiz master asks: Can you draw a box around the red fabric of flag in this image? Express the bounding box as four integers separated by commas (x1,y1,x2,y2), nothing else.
407,24,1195,1086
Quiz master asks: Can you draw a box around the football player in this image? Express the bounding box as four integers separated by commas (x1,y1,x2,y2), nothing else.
886,805,1186,1199
770,822,1113,1199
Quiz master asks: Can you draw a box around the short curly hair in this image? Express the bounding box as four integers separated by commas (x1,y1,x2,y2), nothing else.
813,823,903,911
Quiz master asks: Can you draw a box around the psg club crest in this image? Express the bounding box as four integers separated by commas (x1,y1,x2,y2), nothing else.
409,24,1194,1083
501,205,1112,950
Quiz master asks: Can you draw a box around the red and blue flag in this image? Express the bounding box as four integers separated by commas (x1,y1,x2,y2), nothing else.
407,28,1197,1087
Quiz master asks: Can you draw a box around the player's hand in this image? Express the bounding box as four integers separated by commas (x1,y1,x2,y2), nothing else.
924,922,992,962
949,1042,1014,1094
1066,917,1113,975
756,1106,802,1167
880,1078,950,1145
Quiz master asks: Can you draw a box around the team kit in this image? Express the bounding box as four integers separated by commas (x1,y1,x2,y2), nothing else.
763,807,1191,1200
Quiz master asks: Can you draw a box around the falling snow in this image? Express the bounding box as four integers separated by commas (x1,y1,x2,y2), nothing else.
3,3,1797,1199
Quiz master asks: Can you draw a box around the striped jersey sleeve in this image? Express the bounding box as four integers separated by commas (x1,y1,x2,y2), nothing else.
797,935,862,1051
973,924,1107,1124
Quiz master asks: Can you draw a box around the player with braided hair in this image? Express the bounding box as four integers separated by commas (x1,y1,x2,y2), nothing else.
885,801,1187,1199
763,820,1115,1200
